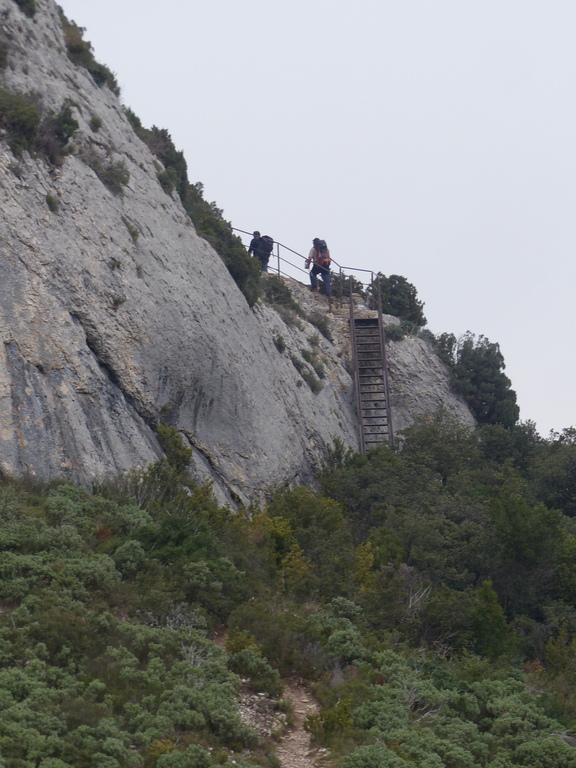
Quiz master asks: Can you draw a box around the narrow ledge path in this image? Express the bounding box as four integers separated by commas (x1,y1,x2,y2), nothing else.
276,682,320,768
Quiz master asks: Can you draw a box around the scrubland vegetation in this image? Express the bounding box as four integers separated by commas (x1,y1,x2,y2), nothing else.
3,416,576,767
1,8,572,764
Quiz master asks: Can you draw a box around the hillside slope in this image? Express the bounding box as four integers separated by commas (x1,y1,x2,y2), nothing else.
0,0,473,503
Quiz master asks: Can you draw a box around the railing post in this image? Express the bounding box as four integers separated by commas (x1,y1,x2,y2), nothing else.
276,242,281,275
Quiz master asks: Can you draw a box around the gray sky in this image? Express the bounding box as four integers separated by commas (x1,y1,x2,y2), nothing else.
60,0,576,436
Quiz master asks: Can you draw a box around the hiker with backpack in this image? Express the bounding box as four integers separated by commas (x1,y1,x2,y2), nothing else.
248,231,261,258
257,235,274,272
305,238,332,296
248,231,274,272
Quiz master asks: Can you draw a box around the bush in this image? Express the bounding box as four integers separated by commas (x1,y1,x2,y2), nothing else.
384,321,419,342
228,647,282,696
83,150,130,195
383,324,404,341
0,87,40,156
369,273,426,326
156,424,192,474
273,335,286,353
262,275,302,314
59,10,119,94
307,311,332,342
157,167,179,195
433,331,519,427
45,193,60,213
13,0,36,17
290,355,323,393
89,115,102,132
331,273,367,301
156,745,211,768
342,745,409,768
35,101,79,165
301,349,325,379
122,216,139,243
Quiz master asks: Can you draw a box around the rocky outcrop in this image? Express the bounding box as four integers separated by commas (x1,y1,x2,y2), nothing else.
0,0,473,505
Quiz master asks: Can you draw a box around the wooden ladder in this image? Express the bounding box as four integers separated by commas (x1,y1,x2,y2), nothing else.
350,296,393,452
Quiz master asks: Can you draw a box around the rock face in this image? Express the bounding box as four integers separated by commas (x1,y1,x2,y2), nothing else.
0,0,474,504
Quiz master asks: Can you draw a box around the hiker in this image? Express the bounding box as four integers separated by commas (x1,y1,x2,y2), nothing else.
248,231,261,258
305,238,331,295
248,231,274,272
257,234,274,272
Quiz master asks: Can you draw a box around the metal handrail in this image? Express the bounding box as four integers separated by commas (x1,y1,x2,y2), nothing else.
232,226,379,308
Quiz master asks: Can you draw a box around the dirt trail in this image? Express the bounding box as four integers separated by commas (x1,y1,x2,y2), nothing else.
276,682,320,768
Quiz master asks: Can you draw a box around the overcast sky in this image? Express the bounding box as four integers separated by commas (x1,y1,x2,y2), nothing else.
60,0,576,436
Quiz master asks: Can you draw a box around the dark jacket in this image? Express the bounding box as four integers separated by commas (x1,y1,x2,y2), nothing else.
248,236,261,257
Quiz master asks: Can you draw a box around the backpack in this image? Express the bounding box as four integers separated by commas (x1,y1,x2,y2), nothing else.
316,241,330,267
260,235,274,255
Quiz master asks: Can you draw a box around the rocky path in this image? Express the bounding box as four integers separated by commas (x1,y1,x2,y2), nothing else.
276,682,320,768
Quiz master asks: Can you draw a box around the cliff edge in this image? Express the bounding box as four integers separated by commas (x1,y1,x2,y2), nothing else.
0,0,473,503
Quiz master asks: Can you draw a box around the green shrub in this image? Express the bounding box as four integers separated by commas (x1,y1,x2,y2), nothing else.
156,424,192,473
273,335,286,353
341,745,408,768
302,369,323,394
301,349,325,379
156,745,211,768
290,354,323,393
262,275,302,314
383,321,417,342
383,323,404,341
228,647,282,696
307,311,332,342
35,101,79,165
89,115,102,132
157,167,179,195
433,331,519,427
13,0,36,17
122,216,139,243
45,193,60,212
331,273,367,301
0,87,40,156
83,151,129,194
370,273,427,326
59,10,119,94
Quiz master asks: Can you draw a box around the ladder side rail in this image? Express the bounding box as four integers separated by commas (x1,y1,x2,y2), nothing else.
376,278,394,447
349,277,366,453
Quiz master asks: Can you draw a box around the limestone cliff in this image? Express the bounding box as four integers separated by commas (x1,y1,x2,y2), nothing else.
0,0,474,504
